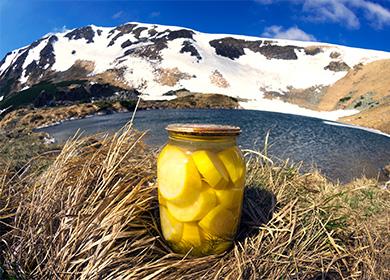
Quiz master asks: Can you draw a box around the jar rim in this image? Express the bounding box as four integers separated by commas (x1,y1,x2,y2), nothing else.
166,123,241,136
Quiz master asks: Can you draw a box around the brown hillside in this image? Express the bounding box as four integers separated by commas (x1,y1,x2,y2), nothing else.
340,101,390,134
319,59,390,111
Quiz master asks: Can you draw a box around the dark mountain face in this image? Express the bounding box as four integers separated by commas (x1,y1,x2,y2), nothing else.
209,37,305,60
25,36,58,82
65,26,95,43
113,24,196,61
180,40,202,61
0,35,57,96
107,23,138,47
107,23,195,49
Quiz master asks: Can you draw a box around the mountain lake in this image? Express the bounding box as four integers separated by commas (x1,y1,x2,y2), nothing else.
36,109,390,183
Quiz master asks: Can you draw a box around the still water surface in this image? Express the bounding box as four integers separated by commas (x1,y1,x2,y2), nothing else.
38,109,390,183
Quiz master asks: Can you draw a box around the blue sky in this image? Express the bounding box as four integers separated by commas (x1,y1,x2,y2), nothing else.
0,0,390,58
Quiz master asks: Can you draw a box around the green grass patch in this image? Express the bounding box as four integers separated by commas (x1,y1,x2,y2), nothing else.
339,96,352,103
0,80,86,110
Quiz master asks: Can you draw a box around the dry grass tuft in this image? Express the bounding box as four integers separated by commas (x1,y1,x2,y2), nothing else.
1,123,389,279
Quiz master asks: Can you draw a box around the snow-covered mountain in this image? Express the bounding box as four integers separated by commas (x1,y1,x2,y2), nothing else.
1,22,390,119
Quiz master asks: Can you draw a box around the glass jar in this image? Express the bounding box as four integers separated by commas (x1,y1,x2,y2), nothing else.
157,124,245,256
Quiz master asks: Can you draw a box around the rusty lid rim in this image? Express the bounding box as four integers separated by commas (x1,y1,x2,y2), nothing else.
166,123,241,136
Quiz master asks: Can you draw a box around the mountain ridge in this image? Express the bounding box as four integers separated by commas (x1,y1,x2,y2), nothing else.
1,22,390,125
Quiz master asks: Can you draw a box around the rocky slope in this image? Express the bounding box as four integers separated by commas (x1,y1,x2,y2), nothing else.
1,22,390,131
319,59,390,111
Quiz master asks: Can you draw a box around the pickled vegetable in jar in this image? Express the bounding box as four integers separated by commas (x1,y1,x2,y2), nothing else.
157,124,245,256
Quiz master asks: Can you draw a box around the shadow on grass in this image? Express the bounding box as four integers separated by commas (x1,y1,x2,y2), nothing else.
236,185,277,241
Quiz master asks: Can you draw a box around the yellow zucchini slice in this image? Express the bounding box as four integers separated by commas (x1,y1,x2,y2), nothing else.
215,188,243,210
217,147,245,183
199,205,237,238
192,150,229,189
181,222,202,247
158,145,201,204
160,206,183,242
158,191,167,206
166,184,217,222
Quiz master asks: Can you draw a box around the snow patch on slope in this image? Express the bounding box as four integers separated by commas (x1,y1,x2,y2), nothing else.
0,51,20,76
19,39,49,84
22,39,48,69
236,48,342,94
121,56,156,91
323,120,390,138
52,26,121,73
240,99,359,121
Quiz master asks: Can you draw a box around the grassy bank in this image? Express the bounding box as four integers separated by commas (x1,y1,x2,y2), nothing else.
0,125,389,279
0,93,239,133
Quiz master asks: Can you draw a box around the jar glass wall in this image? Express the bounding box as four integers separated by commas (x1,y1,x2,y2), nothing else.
157,124,245,256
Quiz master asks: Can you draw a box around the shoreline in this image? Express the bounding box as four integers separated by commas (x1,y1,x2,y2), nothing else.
322,120,390,138
2,93,389,138
7,106,390,184
34,107,390,140
1,88,388,135
239,99,359,121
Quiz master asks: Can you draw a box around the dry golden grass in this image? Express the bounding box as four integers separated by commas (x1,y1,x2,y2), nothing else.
91,68,133,90
0,123,389,279
209,70,230,88
155,67,192,87
0,104,98,131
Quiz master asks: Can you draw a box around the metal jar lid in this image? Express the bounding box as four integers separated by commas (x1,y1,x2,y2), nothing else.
166,123,241,136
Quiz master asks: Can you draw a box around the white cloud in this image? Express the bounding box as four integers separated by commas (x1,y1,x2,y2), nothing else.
356,1,390,28
262,25,316,41
112,11,124,19
256,0,390,29
302,0,360,29
52,25,68,33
